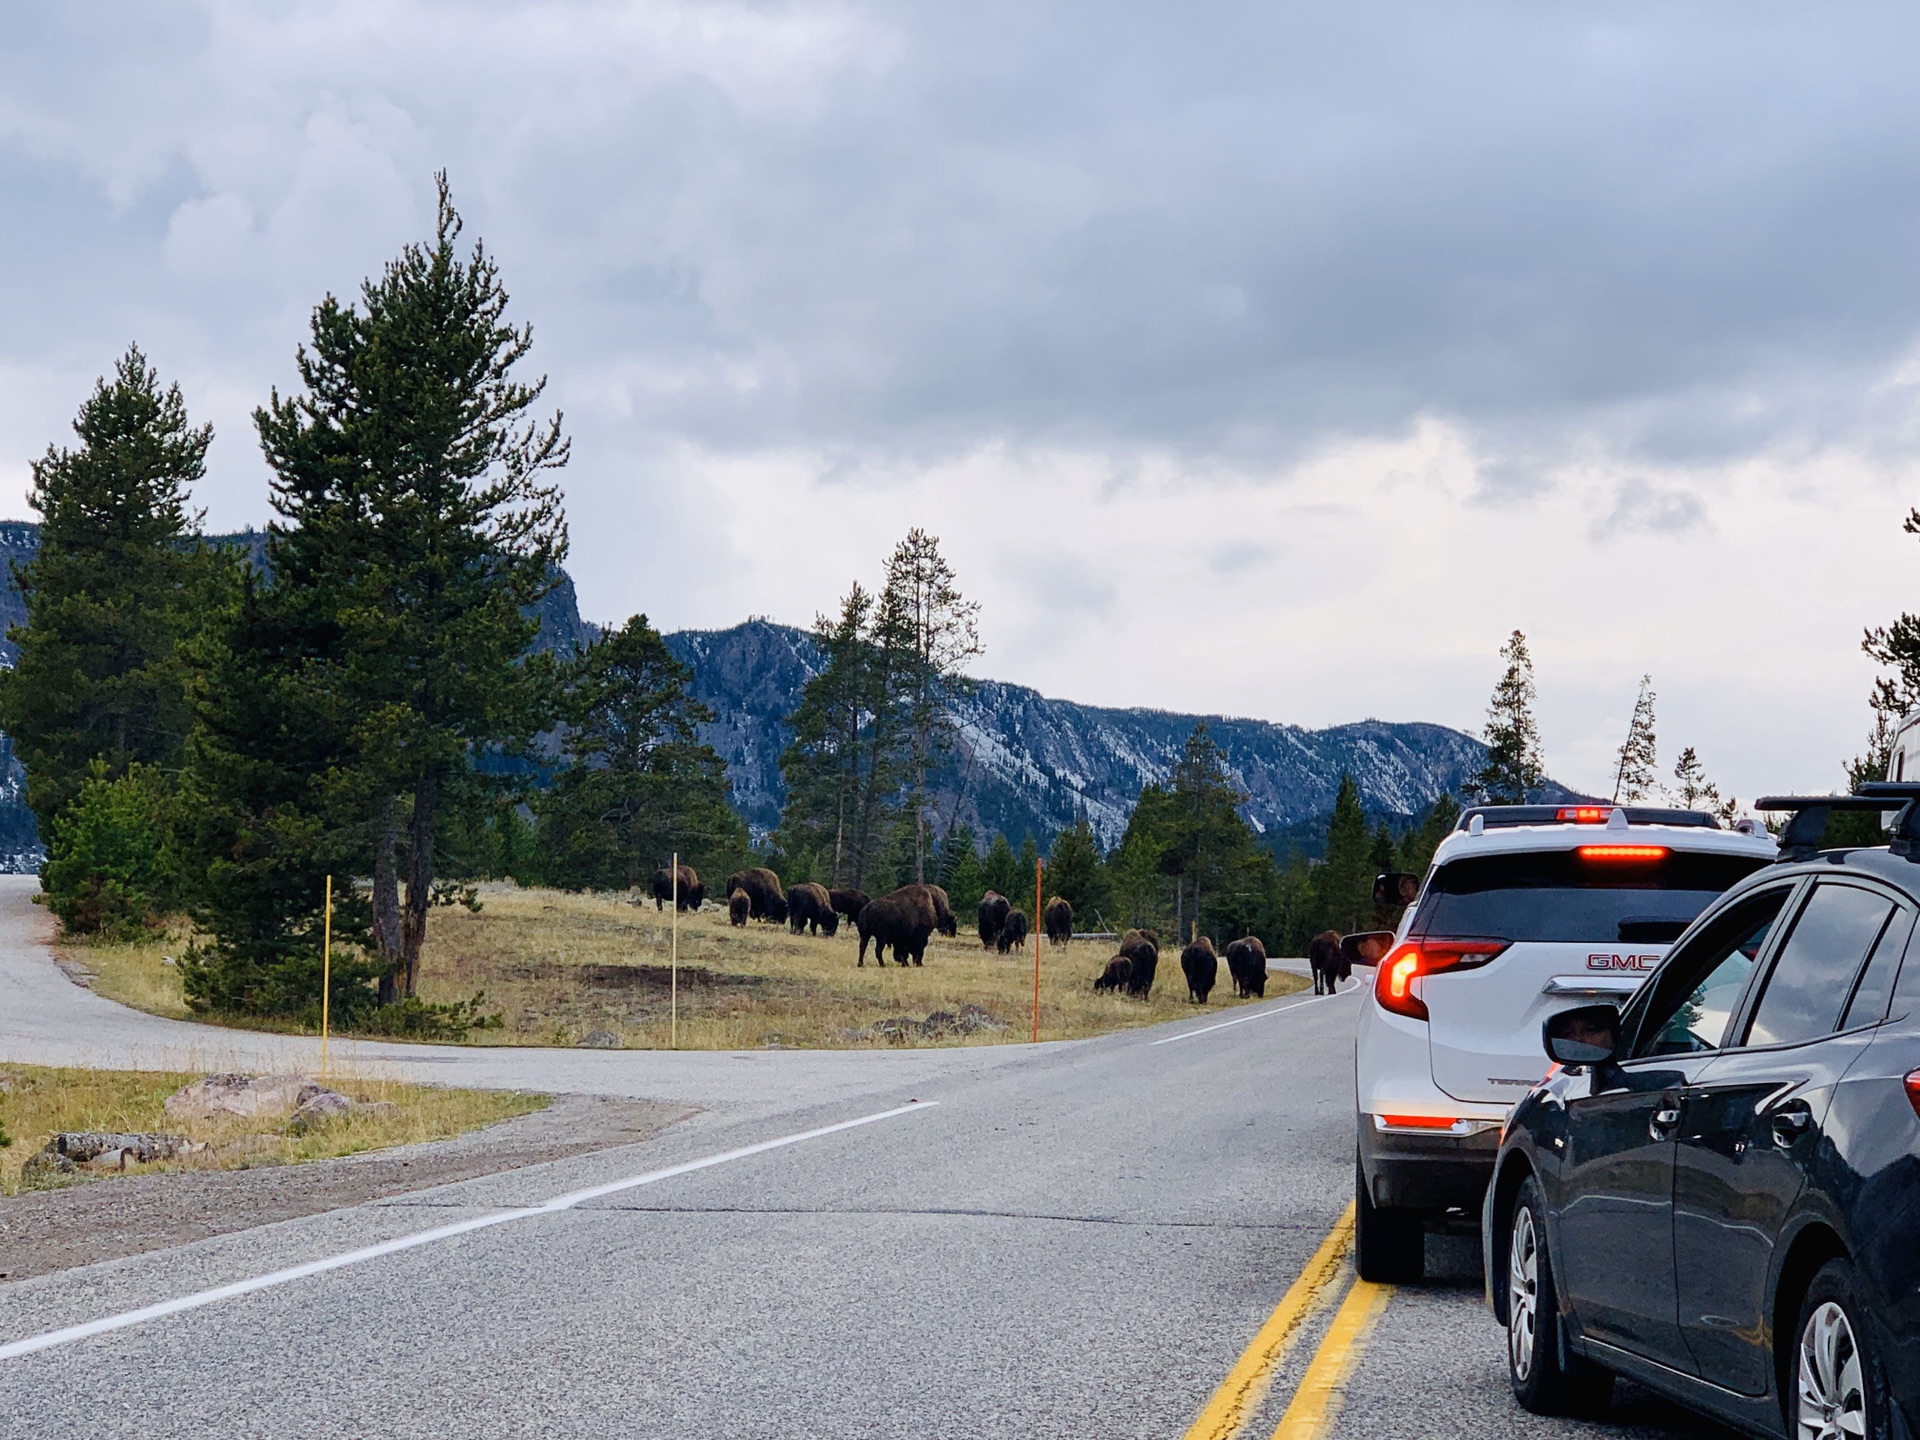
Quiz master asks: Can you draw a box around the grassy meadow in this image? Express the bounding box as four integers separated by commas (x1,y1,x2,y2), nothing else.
70,884,1306,1049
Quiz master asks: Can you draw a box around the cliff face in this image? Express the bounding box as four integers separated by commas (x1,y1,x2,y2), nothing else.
663,620,1510,848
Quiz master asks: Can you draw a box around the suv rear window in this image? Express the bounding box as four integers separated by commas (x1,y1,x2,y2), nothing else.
1411,849,1770,944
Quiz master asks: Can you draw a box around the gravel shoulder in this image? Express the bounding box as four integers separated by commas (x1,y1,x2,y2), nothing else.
0,1093,689,1283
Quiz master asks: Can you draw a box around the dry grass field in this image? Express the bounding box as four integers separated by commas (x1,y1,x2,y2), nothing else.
69,884,1306,1049
0,1064,546,1195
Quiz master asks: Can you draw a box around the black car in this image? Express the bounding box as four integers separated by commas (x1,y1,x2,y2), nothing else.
1484,789,1920,1439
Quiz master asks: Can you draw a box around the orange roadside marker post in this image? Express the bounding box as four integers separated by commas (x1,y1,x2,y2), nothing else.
320,874,333,1080
1032,857,1043,1043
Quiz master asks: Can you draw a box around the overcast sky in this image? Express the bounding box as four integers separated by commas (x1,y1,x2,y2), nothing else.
4,1,1920,805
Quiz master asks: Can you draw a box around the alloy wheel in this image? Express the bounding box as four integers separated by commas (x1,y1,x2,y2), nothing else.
1508,1205,1539,1383
1797,1300,1867,1440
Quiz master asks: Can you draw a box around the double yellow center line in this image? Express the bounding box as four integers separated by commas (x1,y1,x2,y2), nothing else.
1180,1202,1395,1440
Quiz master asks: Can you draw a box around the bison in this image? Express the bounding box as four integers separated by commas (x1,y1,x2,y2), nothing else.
904,883,958,938
1181,936,1218,1004
1093,955,1132,992
857,886,938,967
650,864,704,912
787,882,839,936
733,867,788,925
1120,928,1159,999
1308,930,1345,995
996,908,1030,954
829,888,871,924
1225,936,1268,999
728,892,750,927
978,891,1010,949
1043,896,1072,946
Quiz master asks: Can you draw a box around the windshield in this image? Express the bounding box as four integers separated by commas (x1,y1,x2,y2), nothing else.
1410,848,1771,944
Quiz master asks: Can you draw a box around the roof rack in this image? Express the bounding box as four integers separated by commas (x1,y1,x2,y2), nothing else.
1755,784,1920,862
1453,804,1720,832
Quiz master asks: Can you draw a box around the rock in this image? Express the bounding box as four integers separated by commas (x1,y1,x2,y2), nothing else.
286,1090,355,1135
23,1131,201,1182
21,1151,76,1186
954,1003,1006,1034
579,1030,620,1049
164,1073,329,1122
867,1017,921,1044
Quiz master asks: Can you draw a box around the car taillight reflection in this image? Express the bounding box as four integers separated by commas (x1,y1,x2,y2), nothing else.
1374,939,1512,1021
1905,1069,1920,1121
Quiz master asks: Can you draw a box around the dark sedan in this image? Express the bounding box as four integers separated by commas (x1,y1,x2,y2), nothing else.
1483,805,1920,1440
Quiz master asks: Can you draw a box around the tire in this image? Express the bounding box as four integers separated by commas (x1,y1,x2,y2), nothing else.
1792,1259,1891,1440
1355,1155,1424,1283
1506,1176,1613,1415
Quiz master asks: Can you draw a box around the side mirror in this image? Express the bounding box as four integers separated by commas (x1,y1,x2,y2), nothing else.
1340,931,1396,967
1373,872,1420,908
1543,1004,1621,1066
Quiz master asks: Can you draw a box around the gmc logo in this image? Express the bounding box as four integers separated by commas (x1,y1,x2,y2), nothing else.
1587,953,1660,972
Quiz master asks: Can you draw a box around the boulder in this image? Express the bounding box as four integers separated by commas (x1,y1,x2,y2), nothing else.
579,1030,620,1049
164,1073,329,1122
287,1091,355,1136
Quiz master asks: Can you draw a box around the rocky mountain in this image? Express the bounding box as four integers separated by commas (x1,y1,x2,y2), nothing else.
663,619,1523,849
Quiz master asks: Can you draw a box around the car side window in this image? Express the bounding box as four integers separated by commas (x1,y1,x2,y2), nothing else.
1839,903,1914,1031
1741,883,1896,1048
1632,890,1790,1059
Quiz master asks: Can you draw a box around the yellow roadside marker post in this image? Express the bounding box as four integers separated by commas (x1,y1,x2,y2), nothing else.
320,874,333,1080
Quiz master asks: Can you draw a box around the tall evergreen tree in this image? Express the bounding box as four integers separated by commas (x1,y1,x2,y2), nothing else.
980,831,1022,902
1395,794,1460,875
252,173,568,1002
873,529,980,884
1470,629,1545,804
1311,774,1373,934
1611,675,1658,804
1667,745,1737,823
1045,814,1109,924
538,614,743,891
0,346,221,835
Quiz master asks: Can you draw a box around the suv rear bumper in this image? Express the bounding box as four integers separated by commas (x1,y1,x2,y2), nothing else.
1358,1115,1501,1213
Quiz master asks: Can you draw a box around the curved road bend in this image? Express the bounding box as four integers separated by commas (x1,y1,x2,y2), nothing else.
0,878,1733,1438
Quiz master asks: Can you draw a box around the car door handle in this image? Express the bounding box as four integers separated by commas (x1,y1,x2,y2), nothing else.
1650,1102,1683,1140
1769,1102,1814,1148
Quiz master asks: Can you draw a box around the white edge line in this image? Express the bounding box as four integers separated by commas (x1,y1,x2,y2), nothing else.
1147,986,1358,1046
0,1100,938,1363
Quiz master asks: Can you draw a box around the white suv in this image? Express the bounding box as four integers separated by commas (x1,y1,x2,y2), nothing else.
1351,804,1777,1281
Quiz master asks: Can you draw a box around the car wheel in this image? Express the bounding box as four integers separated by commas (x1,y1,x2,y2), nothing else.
1794,1260,1890,1440
1354,1155,1423,1282
1507,1176,1612,1415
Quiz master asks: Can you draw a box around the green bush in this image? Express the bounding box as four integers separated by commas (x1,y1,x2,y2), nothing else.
352,992,503,1040
42,763,175,938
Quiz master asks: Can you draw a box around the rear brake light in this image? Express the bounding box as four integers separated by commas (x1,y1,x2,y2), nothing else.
1378,1114,1460,1129
1558,807,1613,823
1374,939,1512,1021
1577,845,1669,861
1905,1070,1920,1120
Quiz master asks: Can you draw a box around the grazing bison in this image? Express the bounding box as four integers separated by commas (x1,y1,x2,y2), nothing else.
1094,955,1132,992
857,886,938,967
728,893,750,927
733,867,788,925
1043,896,1072,946
1181,936,1219,1004
912,883,958,938
1225,936,1268,999
829,888,870,924
996,908,1030,954
1119,929,1159,999
650,864,704,912
978,891,1010,949
787,882,839,936
1308,930,1345,995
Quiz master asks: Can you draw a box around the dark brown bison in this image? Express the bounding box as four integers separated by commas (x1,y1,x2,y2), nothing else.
829,888,870,923
787,882,839,936
1308,930,1345,995
733,867,788,924
857,886,938,967
1225,936,1268,999
1180,936,1218,1004
892,883,956,937
1043,896,1072,946
1119,929,1159,999
978,891,1010,948
728,893,750,927
996,908,1030,954
1093,955,1132,992
650,864,704,912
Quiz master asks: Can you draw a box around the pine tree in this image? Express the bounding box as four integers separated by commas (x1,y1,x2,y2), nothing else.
1396,795,1460,874
943,827,986,914
1311,774,1373,934
252,174,568,1002
1667,745,1736,822
1045,814,1109,924
1612,675,1658,804
0,347,223,835
1470,630,1545,804
873,530,980,884
980,832,1022,903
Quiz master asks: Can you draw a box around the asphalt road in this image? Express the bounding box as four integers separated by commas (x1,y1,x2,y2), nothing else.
0,958,1746,1440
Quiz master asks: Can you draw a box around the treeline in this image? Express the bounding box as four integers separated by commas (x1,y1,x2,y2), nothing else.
2,177,747,1030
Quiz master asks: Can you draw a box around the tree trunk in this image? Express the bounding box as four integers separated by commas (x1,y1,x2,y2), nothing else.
398,772,437,1000
372,798,403,1004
